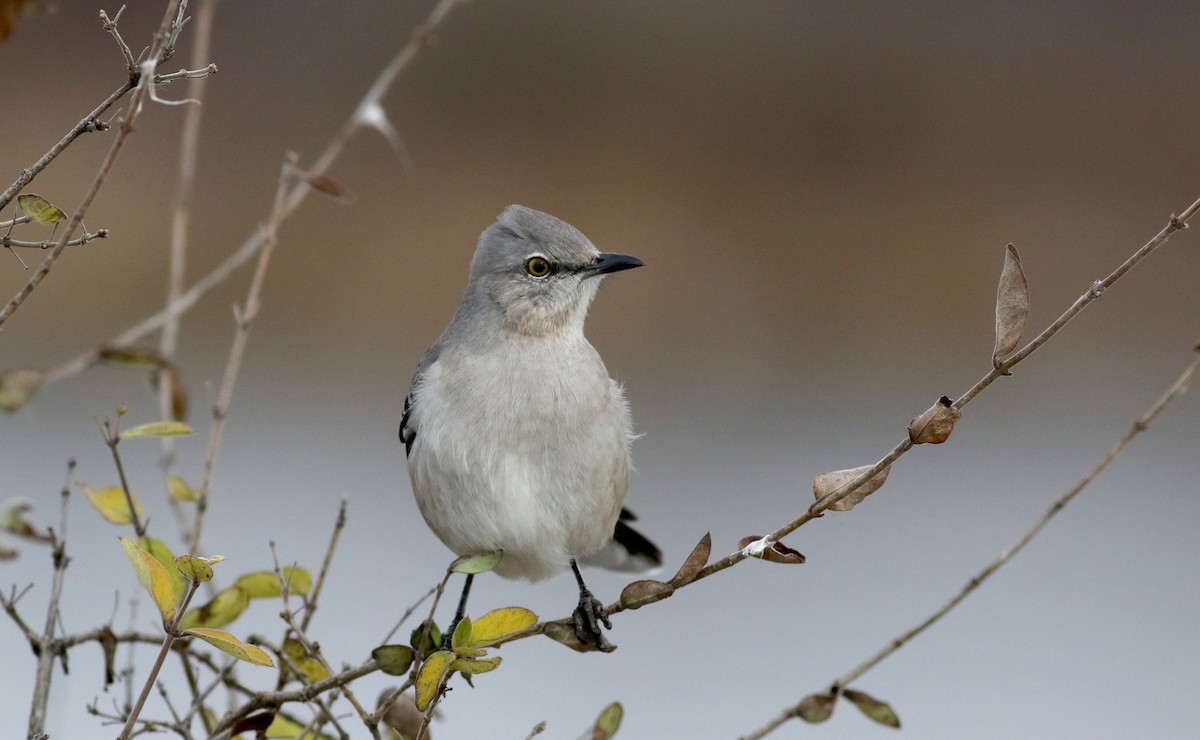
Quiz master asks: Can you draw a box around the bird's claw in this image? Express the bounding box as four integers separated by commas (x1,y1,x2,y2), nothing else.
573,588,615,652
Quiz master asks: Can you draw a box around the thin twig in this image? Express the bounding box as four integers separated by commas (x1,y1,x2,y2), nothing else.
301,498,348,633
207,659,382,736
158,0,218,535
681,196,1200,593
103,418,148,538
191,154,292,553
0,0,187,330
0,81,130,215
41,0,468,389
740,346,1200,740
270,541,374,739
117,578,201,740
26,461,75,738
1,229,109,250
381,584,437,645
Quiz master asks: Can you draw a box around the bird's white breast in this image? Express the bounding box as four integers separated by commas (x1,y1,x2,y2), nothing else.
407,333,631,582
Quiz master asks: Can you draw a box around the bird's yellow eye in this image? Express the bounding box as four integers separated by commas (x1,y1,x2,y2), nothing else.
525,256,552,278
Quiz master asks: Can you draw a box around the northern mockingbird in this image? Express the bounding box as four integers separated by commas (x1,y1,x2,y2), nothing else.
400,205,660,651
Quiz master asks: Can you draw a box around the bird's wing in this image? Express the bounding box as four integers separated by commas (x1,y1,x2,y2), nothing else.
399,345,443,458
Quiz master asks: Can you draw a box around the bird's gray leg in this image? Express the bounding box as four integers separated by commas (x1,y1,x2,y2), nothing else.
443,572,474,649
570,559,614,651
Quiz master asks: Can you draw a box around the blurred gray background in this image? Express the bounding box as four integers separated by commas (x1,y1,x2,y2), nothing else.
2,1,1198,738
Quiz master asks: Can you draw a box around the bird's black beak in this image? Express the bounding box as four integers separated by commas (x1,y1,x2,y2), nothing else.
583,252,644,278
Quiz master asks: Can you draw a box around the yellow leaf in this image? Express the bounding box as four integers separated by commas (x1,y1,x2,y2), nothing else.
234,567,312,598
175,554,214,583
0,367,44,413
179,586,250,630
470,606,538,646
119,536,176,624
17,193,66,225
139,536,184,606
81,484,143,525
593,701,624,740
449,655,501,675
120,421,194,440
283,637,330,683
415,650,454,711
184,627,274,667
166,474,199,502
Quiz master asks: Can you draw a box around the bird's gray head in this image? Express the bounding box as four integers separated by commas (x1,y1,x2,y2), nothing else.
464,205,643,336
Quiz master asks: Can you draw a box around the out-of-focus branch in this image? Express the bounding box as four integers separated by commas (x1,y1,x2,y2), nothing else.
191,153,293,553
0,0,190,330
740,345,1200,740
159,0,218,531
25,462,74,738
41,0,468,389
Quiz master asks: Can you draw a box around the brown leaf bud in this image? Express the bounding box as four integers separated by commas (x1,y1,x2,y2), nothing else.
907,395,962,444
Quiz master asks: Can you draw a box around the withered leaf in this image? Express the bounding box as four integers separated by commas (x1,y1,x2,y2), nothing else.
738,536,806,565
907,395,962,445
669,532,712,587
98,346,167,368
231,712,275,736
813,464,891,512
293,169,356,203
993,243,1029,365
795,692,836,723
842,688,901,728
619,579,674,609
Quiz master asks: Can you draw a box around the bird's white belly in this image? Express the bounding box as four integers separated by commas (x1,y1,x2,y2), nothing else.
408,346,629,582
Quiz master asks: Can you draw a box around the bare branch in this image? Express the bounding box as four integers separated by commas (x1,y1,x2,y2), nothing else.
741,346,1200,740
41,0,469,390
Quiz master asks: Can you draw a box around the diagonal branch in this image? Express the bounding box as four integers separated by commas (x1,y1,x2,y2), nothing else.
40,0,468,389
740,345,1200,740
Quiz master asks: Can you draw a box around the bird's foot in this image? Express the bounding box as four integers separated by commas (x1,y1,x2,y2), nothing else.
573,587,615,652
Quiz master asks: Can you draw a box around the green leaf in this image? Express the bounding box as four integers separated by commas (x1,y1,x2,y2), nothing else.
119,536,176,624
166,474,199,502
1,498,51,542
120,420,194,440
593,701,624,739
139,536,184,605
81,484,143,525
17,193,66,225
371,644,415,676
470,606,538,646
450,616,473,650
175,554,215,583
449,655,501,675
185,627,274,666
410,620,441,654
234,566,312,598
842,688,901,728
415,650,455,711
449,551,503,574
179,586,250,630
